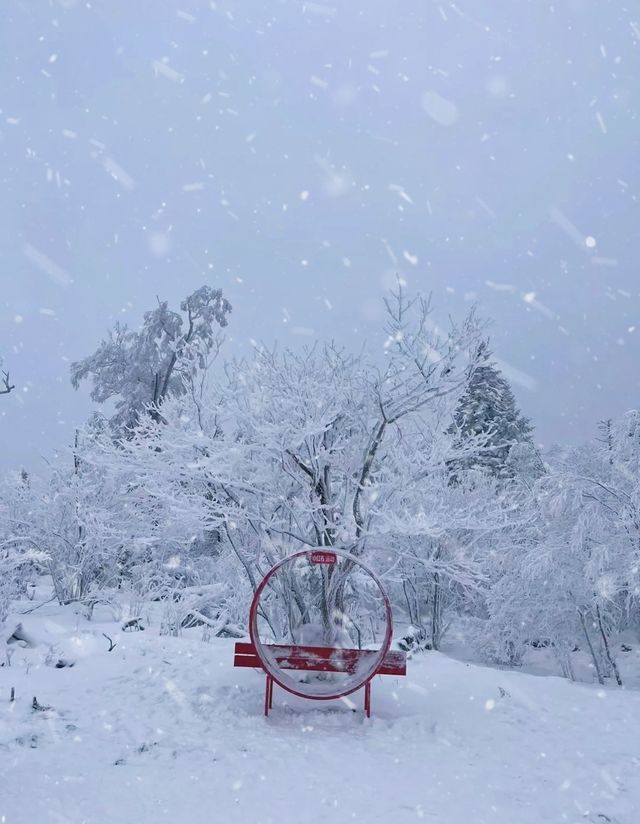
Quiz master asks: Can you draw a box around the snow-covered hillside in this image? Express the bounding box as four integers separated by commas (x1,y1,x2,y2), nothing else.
2,599,638,824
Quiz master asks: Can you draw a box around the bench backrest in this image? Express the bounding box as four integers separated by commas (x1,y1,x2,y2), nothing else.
234,641,406,676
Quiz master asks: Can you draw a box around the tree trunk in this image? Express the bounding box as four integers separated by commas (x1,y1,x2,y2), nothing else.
578,609,605,685
553,642,575,681
596,604,623,686
431,572,441,651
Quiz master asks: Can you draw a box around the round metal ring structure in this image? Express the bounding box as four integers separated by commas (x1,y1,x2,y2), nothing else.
249,548,393,701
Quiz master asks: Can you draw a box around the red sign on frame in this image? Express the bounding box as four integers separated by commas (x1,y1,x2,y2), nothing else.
310,550,337,565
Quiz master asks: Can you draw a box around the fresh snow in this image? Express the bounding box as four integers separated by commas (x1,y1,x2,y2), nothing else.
2,602,639,824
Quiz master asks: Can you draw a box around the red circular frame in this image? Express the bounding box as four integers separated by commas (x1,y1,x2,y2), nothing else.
249,548,393,700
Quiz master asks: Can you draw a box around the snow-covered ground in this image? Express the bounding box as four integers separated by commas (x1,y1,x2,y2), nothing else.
2,598,639,824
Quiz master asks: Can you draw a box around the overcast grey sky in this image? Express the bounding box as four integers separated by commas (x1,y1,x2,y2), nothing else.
1,0,639,470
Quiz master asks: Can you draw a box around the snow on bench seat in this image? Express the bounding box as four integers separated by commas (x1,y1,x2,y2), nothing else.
233,641,406,675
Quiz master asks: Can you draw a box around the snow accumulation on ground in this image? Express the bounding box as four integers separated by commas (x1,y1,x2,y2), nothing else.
1,598,639,824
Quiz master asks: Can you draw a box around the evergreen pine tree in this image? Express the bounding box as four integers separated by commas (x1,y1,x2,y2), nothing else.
450,342,534,477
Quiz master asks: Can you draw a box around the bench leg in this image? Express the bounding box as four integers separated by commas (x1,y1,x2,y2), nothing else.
269,675,274,709
264,675,272,717
364,680,371,718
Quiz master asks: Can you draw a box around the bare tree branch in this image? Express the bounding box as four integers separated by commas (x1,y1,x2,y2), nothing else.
0,371,15,396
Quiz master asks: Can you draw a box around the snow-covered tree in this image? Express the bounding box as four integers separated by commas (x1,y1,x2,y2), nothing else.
481,415,639,684
220,288,486,568
82,288,489,640
70,285,231,432
449,342,534,478
478,466,579,671
575,411,640,679
380,453,519,651
0,428,138,612
0,471,47,624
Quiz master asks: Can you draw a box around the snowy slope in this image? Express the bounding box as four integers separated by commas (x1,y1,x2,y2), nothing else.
1,604,639,824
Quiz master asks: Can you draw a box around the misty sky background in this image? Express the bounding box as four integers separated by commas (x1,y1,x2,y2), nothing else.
1,0,639,471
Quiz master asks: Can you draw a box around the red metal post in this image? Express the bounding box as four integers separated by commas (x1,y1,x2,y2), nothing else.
264,675,271,717
269,675,274,709
364,680,371,718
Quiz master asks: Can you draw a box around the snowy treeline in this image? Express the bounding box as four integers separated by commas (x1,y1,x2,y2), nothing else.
1,286,638,685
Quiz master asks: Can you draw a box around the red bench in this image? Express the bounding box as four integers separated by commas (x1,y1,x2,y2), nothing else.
234,641,407,717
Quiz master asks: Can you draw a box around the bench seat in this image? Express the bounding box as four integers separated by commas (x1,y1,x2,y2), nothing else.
234,641,406,675
233,641,407,716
